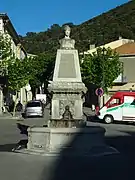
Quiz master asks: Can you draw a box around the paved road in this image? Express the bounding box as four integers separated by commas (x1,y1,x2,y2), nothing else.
87,121,135,155
0,113,135,180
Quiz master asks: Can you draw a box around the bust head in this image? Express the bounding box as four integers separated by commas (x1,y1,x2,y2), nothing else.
59,25,75,49
64,25,71,38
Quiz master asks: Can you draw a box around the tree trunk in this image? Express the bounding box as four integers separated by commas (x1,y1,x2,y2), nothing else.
0,87,3,114
13,92,18,117
98,95,101,108
35,88,38,95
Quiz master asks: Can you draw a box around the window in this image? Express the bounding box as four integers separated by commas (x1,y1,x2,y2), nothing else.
108,98,121,107
27,101,41,107
124,96,134,103
131,99,135,105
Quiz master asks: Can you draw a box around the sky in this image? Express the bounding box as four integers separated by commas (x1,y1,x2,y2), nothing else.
0,0,129,36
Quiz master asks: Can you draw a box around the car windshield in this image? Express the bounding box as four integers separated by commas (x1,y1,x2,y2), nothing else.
27,101,41,107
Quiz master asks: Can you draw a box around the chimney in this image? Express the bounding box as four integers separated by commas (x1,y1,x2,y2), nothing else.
89,44,95,50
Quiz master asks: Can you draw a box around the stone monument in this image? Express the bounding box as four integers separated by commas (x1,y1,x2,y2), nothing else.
16,26,118,157
48,25,86,124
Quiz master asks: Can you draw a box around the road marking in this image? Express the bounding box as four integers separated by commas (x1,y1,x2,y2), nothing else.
90,147,120,158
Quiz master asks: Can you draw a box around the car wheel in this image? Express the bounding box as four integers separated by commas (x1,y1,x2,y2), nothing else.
104,115,114,124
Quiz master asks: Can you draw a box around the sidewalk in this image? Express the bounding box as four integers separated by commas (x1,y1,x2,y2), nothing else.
0,112,23,121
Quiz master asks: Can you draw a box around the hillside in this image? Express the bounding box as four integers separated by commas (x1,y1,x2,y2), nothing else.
20,1,135,55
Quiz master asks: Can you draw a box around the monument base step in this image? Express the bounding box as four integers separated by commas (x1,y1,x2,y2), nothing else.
27,126,106,153
14,145,119,157
15,126,119,157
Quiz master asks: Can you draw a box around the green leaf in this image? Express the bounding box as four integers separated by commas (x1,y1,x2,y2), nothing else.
81,47,122,93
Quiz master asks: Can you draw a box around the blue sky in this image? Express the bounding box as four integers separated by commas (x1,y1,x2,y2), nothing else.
0,0,129,36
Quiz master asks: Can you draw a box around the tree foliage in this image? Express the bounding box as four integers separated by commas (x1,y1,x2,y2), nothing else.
8,58,34,92
7,57,37,116
0,32,39,93
0,32,55,115
0,32,14,75
81,47,122,92
29,52,55,91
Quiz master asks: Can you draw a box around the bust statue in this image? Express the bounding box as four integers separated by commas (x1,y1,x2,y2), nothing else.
62,105,73,120
59,25,75,50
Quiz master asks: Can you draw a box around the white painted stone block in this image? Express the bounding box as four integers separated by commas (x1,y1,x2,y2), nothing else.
53,49,82,82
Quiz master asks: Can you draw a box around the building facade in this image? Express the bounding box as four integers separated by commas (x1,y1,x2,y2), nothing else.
104,42,135,105
81,38,135,107
81,37,134,55
0,13,32,111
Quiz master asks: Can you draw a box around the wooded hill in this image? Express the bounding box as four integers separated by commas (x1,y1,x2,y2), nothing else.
20,1,135,55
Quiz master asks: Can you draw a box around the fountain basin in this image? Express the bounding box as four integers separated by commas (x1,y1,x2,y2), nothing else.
27,126,106,155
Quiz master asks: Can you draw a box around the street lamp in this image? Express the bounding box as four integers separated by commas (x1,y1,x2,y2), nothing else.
102,47,106,89
101,47,107,106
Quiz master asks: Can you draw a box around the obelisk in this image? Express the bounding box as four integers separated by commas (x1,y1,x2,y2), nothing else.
48,25,86,120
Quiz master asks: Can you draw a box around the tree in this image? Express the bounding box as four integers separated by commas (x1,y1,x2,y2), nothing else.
26,32,37,37
7,57,37,116
0,32,55,118
0,32,14,75
81,47,122,93
29,52,55,96
0,32,35,116
0,32,16,114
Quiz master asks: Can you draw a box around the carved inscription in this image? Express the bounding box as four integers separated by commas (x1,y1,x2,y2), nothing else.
58,53,76,78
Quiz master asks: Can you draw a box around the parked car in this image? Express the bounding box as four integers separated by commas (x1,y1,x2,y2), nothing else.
24,100,44,118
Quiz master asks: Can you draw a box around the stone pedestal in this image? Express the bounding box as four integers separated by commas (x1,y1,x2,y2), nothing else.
52,49,82,82
27,127,106,155
48,49,86,120
48,81,86,120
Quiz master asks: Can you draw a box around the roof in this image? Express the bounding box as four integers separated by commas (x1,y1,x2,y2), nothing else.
0,13,19,43
114,91,135,96
80,38,134,55
108,83,135,92
114,42,135,56
0,13,27,56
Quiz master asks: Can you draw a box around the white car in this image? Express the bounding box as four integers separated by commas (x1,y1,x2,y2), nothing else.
24,100,44,118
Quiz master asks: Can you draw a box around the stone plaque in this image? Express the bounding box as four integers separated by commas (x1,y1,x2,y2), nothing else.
58,53,76,78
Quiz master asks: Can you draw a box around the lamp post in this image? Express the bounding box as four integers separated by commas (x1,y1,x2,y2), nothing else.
101,47,106,106
102,48,105,89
